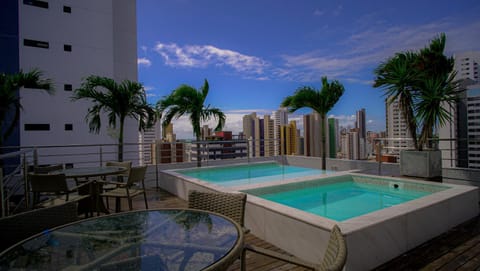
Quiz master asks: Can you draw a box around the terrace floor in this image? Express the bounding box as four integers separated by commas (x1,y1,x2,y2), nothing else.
121,186,480,271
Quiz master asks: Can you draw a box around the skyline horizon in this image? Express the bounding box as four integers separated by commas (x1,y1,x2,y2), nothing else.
137,1,480,140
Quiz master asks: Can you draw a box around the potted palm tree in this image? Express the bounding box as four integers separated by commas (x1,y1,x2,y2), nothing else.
156,79,226,167
374,33,460,179
281,76,345,170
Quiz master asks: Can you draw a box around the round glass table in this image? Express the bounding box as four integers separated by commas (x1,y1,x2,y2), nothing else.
53,166,127,179
0,209,244,271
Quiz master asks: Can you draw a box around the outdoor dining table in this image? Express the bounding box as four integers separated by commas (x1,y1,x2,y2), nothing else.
52,166,127,215
0,208,244,271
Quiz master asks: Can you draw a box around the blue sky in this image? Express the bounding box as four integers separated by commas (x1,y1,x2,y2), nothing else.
137,0,480,139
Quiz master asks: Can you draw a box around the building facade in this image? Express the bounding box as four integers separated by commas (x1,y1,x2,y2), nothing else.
272,108,288,155
1,0,139,164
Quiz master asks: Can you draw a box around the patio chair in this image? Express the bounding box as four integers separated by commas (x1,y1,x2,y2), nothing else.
100,165,148,212
29,173,90,208
188,190,247,230
0,200,80,252
102,161,133,204
241,224,347,271
33,164,63,174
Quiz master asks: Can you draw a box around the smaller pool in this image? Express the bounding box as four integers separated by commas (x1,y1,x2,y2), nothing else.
176,162,331,187
243,174,448,221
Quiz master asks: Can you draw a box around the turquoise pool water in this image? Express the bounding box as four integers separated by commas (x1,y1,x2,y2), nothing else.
177,163,330,187
245,177,437,221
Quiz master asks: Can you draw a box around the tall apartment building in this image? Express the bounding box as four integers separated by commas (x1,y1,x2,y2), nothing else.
439,51,480,169
263,115,275,157
139,121,161,164
385,98,411,154
328,118,339,158
280,121,298,155
273,108,288,155
303,112,328,157
356,108,367,159
1,1,138,164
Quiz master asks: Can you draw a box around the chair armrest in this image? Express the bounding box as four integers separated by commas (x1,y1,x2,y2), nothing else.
96,180,125,186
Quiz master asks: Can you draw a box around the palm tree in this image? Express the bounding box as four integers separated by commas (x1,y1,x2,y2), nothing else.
0,69,53,147
72,76,156,161
156,79,225,167
281,76,345,170
373,33,459,151
373,52,420,150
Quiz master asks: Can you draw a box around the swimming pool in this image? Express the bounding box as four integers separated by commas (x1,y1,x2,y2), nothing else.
160,160,478,270
244,174,446,221
175,162,331,187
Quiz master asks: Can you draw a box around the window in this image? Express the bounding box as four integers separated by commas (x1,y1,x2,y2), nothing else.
23,0,48,9
65,124,73,131
24,39,49,49
24,124,50,131
64,44,72,52
63,6,71,13
64,84,73,91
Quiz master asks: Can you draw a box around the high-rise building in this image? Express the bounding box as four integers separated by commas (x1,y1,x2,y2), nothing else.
385,98,411,154
303,112,328,157
1,1,138,164
439,51,480,169
328,118,339,158
454,51,480,83
356,108,367,159
280,121,298,155
264,115,275,157
273,108,288,155
139,122,161,164
254,117,265,157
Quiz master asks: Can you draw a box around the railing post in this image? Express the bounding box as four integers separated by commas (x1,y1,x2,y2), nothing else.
33,147,38,167
99,146,103,166
0,168,4,217
22,153,29,210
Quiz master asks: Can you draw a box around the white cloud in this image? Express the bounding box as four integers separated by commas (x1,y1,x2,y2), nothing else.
279,19,480,82
137,57,152,67
153,42,269,76
313,9,325,17
328,114,356,129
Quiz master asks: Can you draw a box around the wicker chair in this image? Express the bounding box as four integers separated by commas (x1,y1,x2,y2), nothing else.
241,224,347,271
0,200,80,252
33,164,63,174
29,173,90,208
100,166,148,212
188,190,247,229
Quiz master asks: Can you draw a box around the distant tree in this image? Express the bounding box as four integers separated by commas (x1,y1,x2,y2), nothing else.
281,76,345,170
0,69,53,147
72,76,156,161
156,79,225,167
373,33,459,150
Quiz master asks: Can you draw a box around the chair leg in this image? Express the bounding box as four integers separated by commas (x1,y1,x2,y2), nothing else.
241,249,247,271
128,198,133,211
143,192,148,210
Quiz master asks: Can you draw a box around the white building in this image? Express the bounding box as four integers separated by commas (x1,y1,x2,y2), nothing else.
1,1,138,165
385,98,411,154
273,108,288,155
454,51,480,83
139,122,162,165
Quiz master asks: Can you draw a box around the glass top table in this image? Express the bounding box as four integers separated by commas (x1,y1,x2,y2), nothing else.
0,209,244,271
53,166,127,179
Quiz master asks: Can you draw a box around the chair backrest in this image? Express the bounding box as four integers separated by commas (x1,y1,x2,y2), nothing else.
33,164,63,174
188,190,247,227
29,173,69,193
126,166,148,187
318,225,348,271
106,161,132,177
0,201,79,252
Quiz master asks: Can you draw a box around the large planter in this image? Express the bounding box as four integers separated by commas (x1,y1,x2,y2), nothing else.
400,150,442,179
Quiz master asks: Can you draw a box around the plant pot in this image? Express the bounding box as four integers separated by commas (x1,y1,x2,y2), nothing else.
400,150,442,179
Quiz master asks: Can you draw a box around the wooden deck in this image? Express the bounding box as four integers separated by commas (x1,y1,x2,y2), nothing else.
119,187,480,271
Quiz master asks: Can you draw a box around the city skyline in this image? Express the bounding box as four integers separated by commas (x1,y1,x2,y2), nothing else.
137,0,480,139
